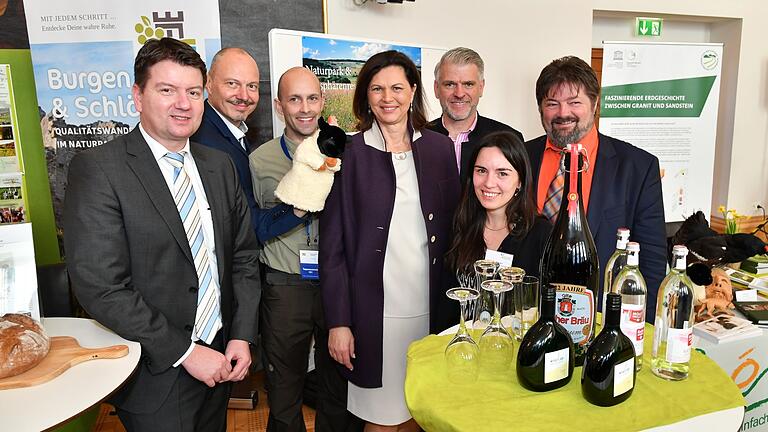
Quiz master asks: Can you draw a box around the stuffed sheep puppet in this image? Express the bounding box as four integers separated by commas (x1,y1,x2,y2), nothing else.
274,117,347,212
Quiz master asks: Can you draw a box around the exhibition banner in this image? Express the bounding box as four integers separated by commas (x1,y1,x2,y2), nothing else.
697,337,768,431
0,64,25,224
301,35,422,132
0,64,20,176
599,42,722,222
23,1,221,229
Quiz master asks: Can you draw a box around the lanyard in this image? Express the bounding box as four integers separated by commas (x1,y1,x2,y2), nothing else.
305,219,319,246
280,136,292,161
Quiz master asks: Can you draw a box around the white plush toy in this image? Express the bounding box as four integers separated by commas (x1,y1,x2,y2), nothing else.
274,117,347,212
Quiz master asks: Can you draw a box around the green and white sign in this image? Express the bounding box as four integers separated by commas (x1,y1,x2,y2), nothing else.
599,42,723,222
636,17,662,37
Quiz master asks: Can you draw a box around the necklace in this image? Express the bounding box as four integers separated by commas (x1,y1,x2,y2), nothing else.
484,224,508,232
377,119,410,159
484,222,516,232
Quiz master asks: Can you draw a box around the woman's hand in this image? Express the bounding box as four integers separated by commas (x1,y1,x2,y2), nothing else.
328,326,355,370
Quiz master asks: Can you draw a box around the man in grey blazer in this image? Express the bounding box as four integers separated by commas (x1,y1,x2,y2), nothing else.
63,38,260,431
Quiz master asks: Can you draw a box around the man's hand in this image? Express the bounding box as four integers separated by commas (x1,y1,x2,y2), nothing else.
225,339,252,382
328,326,355,371
181,344,232,387
293,208,308,218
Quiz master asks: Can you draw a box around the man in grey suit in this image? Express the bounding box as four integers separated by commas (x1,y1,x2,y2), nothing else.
63,38,260,431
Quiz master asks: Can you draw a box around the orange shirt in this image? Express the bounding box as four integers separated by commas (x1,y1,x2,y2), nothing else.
536,125,599,214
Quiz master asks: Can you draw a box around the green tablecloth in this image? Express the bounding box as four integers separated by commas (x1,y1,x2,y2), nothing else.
405,326,744,432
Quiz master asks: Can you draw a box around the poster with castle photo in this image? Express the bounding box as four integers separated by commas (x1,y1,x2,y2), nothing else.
22,1,221,234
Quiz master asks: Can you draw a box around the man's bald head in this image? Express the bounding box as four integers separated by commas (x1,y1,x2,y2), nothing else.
275,67,324,142
206,47,260,125
277,67,321,101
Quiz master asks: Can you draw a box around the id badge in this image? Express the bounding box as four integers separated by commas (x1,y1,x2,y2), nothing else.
485,249,514,268
299,248,320,280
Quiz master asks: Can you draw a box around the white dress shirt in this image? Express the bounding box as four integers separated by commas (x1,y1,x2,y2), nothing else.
210,104,248,150
139,124,221,366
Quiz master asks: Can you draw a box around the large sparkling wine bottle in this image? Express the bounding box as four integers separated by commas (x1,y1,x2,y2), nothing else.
601,227,630,328
538,144,599,366
613,242,647,371
581,293,636,407
517,285,575,391
651,245,695,381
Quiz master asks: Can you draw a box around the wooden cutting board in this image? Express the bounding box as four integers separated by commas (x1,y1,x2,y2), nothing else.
0,336,129,390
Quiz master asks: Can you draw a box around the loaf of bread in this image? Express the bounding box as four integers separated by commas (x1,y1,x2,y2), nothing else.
0,313,51,379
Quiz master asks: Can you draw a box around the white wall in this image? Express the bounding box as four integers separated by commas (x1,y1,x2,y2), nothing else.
592,14,711,47
326,0,768,217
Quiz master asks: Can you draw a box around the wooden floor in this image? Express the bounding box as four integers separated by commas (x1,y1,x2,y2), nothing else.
92,371,316,432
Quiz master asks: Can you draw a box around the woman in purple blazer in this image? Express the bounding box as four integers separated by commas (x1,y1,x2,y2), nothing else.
319,51,460,431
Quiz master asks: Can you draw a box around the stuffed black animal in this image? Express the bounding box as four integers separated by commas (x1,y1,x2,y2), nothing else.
668,210,768,286
274,117,348,212
317,117,347,159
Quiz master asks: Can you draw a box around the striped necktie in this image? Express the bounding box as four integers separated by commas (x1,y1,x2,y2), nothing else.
541,155,565,223
164,152,222,344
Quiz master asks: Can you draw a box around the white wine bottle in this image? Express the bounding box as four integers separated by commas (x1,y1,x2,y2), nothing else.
581,293,636,406
539,144,599,366
516,285,574,391
651,245,695,381
613,242,646,371
601,227,630,328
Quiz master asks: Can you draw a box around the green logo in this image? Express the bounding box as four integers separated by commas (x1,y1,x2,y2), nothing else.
133,12,197,48
135,16,165,44
701,50,719,70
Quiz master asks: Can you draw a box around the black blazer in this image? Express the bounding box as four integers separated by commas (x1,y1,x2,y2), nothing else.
525,133,667,322
63,127,261,413
427,114,524,184
435,216,552,332
497,216,552,278
192,100,304,243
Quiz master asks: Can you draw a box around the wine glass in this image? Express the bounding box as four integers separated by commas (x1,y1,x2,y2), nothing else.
499,267,526,341
472,260,499,330
478,279,514,373
445,287,481,383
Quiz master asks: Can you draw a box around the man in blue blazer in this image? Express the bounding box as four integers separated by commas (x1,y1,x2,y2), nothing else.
192,48,307,243
525,56,667,322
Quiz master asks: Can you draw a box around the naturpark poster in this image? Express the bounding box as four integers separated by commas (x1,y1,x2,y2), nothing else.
301,35,422,133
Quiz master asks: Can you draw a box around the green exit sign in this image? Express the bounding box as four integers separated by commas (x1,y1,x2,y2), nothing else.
636,17,663,37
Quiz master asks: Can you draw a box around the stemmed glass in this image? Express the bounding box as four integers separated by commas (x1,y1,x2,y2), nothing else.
444,287,481,383
478,279,514,373
473,260,499,330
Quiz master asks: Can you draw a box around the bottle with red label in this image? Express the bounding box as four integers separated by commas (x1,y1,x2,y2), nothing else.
601,227,630,328
538,144,599,366
651,245,695,381
611,241,646,371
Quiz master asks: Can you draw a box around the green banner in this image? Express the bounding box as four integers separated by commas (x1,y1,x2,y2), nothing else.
600,76,716,118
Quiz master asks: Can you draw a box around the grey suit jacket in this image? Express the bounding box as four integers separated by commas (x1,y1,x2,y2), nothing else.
63,126,261,413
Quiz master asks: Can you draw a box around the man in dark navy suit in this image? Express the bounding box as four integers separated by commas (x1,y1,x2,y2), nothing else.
192,48,306,243
525,56,667,322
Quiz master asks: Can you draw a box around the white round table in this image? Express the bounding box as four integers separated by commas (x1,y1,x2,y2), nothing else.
0,317,141,432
